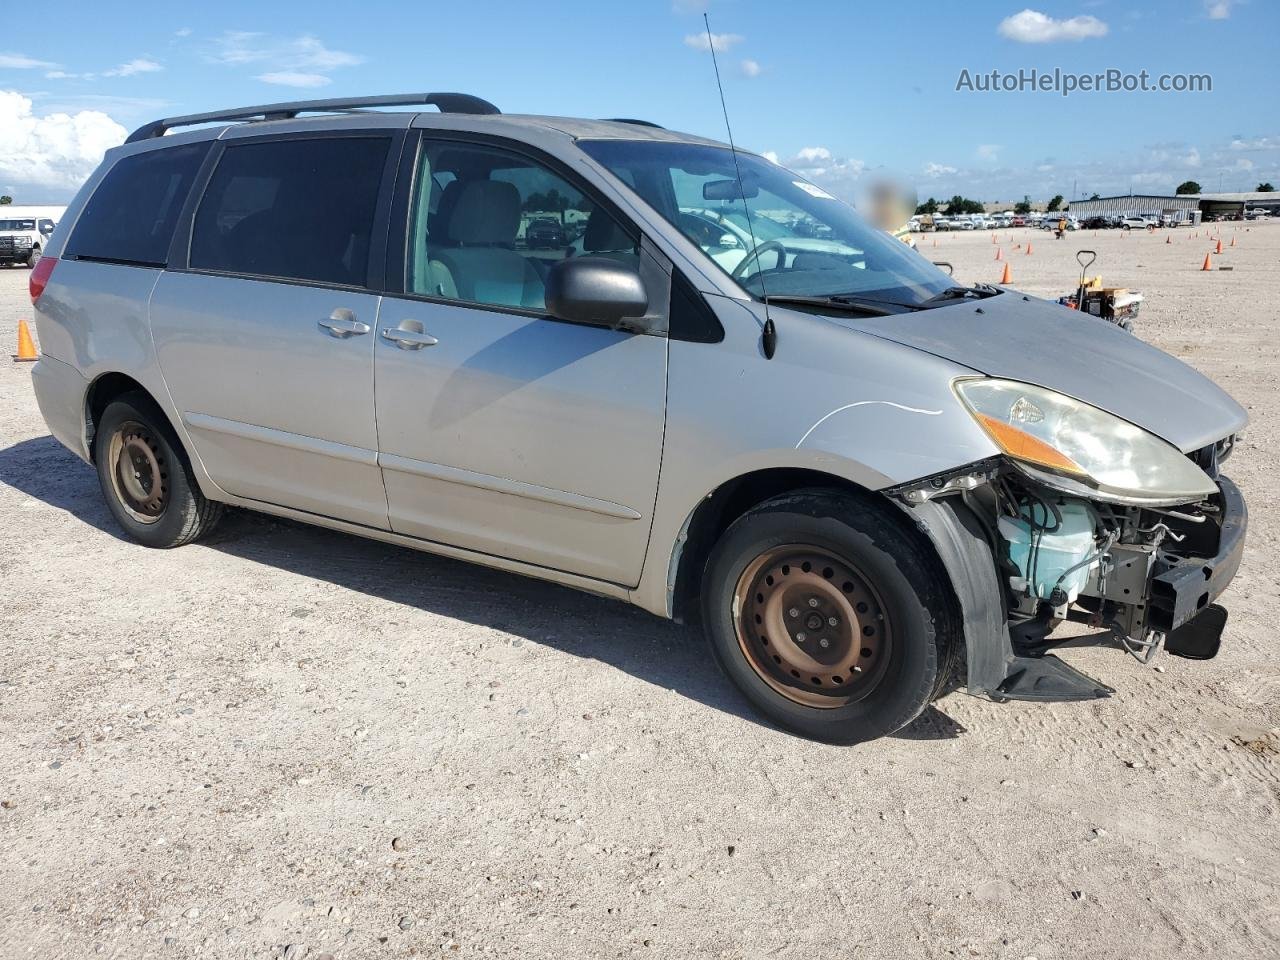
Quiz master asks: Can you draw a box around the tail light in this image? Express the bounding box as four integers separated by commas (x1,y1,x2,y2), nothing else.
29,256,57,305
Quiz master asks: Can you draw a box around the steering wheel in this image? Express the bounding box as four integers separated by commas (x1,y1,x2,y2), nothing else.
731,240,789,281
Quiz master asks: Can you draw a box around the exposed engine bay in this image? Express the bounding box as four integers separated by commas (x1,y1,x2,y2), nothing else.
894,433,1246,701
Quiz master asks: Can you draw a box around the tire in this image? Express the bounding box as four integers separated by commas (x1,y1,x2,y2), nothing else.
27,246,40,268
94,391,223,548
701,491,957,744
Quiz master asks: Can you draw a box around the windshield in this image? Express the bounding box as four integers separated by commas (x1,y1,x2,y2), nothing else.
0,219,36,231
579,140,953,306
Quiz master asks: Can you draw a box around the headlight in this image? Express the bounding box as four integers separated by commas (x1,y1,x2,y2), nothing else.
956,378,1218,503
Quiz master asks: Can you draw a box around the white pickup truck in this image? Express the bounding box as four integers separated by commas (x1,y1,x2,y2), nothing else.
0,213,57,268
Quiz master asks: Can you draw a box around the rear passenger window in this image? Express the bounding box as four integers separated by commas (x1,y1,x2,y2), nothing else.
191,137,390,287
65,142,210,266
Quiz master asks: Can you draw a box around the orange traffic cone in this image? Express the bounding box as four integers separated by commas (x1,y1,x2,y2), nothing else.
995,247,1002,260
1201,252,1213,271
1025,242,1033,255
1230,236,1236,247
991,234,997,244
1215,238,1223,254
999,262,1012,284
13,319,37,362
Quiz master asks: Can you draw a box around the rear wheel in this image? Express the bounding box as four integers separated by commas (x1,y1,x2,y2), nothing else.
95,393,223,547
701,491,956,744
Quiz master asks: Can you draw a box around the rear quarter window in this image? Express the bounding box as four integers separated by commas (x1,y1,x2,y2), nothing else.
65,142,211,266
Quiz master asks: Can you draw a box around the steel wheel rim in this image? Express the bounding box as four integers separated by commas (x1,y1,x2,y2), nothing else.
732,544,893,708
107,420,168,524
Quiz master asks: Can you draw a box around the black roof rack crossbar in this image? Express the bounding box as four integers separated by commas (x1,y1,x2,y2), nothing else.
602,118,664,129
125,92,500,143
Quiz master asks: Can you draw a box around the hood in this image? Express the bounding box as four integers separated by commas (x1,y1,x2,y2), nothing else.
823,291,1247,453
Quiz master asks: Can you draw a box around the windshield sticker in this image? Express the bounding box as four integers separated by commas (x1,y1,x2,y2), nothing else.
794,181,835,200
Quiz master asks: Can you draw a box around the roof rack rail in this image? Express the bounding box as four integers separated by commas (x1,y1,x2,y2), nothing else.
125,92,501,143
602,118,664,129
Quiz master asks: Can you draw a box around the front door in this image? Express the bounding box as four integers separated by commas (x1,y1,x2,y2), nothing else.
373,135,669,585
150,133,397,529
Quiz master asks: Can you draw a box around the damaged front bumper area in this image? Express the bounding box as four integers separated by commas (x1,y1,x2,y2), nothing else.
893,457,1247,703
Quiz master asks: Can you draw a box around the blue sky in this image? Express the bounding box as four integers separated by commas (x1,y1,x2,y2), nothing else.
2,0,1276,203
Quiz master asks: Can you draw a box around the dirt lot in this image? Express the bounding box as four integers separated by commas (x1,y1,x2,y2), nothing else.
2,222,1278,960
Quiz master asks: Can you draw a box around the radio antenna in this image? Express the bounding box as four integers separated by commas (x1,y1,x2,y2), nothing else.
704,13,776,359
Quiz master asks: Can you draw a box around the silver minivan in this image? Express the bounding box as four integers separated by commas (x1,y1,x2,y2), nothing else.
29,93,1247,743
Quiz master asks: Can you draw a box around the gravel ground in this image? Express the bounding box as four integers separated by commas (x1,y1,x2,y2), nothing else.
2,223,1278,960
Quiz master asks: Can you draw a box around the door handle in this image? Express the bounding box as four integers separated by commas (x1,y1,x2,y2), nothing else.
319,309,371,338
381,324,439,350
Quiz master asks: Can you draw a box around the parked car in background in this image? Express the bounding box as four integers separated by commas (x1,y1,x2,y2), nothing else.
28,92,1250,745
1121,216,1154,230
1010,215,1026,227
0,215,56,267
524,217,568,249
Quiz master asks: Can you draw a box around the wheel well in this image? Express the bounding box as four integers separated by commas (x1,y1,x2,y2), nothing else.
84,373,150,462
671,468,884,625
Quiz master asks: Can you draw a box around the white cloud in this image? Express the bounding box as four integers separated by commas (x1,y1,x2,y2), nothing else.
104,58,162,78
976,143,1002,161
740,58,761,77
1204,0,1233,18
762,150,780,163
0,52,57,70
256,71,331,88
683,32,743,52
795,146,832,163
923,162,958,178
0,90,125,191
211,32,362,87
175,27,193,38
1230,136,1278,151
776,147,866,198
997,9,1108,42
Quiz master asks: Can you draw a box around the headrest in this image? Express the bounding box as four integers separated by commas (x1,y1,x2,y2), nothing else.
447,179,521,245
583,209,633,252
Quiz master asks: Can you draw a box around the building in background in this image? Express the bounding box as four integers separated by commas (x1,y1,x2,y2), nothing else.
1065,194,1202,225
1197,191,1280,219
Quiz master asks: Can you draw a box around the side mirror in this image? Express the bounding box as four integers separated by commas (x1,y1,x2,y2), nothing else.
546,257,650,330
39,221,55,236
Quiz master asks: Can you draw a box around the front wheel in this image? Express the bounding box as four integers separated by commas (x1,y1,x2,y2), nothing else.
94,392,223,548
27,246,40,268
701,492,956,744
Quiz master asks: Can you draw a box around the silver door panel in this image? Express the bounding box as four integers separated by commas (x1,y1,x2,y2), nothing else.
374,299,667,585
150,271,388,528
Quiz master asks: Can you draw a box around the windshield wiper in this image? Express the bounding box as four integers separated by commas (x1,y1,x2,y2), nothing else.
764,294,900,317
917,284,1000,308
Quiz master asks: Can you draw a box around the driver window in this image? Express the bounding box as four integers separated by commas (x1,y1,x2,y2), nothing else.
407,141,639,312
